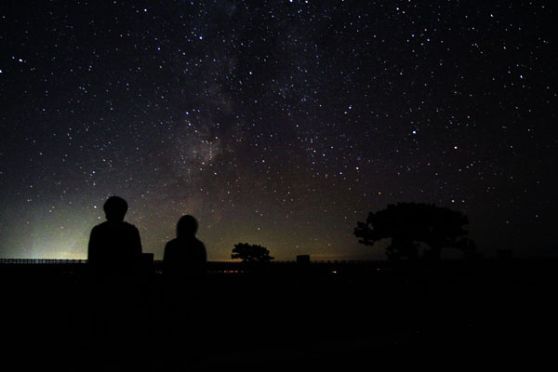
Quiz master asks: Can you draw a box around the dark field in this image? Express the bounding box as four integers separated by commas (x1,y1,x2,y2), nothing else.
2,260,557,370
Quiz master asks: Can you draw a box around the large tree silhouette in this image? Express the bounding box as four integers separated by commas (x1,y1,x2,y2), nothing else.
231,243,274,263
354,202,475,261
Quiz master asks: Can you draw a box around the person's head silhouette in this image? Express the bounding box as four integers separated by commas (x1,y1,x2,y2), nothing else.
103,196,128,222
176,215,198,240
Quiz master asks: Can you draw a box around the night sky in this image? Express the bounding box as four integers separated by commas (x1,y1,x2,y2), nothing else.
1,1,557,260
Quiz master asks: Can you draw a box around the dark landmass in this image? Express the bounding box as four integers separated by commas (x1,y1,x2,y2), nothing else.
1,259,556,370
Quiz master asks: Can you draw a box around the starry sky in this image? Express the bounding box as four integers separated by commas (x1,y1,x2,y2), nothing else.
1,0,557,261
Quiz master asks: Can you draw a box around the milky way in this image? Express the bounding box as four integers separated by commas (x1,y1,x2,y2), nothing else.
1,1,557,260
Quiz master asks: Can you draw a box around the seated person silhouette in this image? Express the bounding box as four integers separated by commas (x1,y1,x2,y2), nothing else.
88,196,143,276
163,215,207,280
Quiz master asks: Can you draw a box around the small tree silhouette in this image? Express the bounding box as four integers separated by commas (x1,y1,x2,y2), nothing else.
231,243,274,263
354,202,474,261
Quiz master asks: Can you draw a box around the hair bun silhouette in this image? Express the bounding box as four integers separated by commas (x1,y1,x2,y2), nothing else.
104,196,128,222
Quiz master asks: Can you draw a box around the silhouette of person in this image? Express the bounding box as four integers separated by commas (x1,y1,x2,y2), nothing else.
88,196,143,276
86,196,148,371
163,215,207,279
162,215,208,368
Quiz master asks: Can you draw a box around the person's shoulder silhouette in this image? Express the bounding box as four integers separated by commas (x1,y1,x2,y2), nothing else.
88,196,142,275
163,215,207,279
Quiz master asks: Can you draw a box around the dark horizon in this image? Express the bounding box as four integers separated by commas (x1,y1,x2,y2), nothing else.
3,248,557,370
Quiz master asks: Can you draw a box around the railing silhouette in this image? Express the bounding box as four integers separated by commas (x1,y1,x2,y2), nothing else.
0,258,393,278
0,258,87,265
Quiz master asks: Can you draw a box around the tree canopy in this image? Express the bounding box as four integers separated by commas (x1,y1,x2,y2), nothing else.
231,243,274,263
354,202,475,261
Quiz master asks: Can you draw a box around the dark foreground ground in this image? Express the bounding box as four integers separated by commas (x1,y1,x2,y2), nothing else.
1,259,557,370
